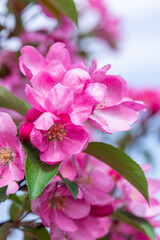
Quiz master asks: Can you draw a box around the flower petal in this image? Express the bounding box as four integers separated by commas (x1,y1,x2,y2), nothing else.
0,112,18,147
7,180,19,195
64,197,90,219
9,162,24,181
104,75,127,107
34,112,55,130
19,45,46,79
44,83,74,115
30,127,49,152
81,186,114,205
90,204,114,217
70,95,93,125
40,140,67,164
62,68,91,96
51,209,77,232
84,83,107,106
46,60,66,83
25,84,46,111
46,42,71,69
30,71,55,95
90,103,140,133
61,124,89,155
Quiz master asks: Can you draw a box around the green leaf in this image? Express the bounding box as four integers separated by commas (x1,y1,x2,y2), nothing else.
23,143,60,200
64,178,78,200
40,0,61,19
40,0,78,24
0,223,12,240
24,226,50,240
112,210,156,240
0,186,7,202
84,142,149,203
9,194,30,221
0,87,31,116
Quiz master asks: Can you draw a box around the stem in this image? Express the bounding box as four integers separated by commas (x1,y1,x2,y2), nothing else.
19,211,30,221
20,221,43,228
0,220,12,227
57,171,65,181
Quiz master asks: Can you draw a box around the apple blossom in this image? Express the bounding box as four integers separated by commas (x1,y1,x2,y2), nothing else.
20,43,145,137
31,182,90,232
0,112,25,195
128,88,160,115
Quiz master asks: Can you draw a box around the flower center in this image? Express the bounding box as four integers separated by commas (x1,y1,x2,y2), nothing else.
79,174,91,185
96,100,107,110
0,148,14,166
48,123,66,141
49,196,69,211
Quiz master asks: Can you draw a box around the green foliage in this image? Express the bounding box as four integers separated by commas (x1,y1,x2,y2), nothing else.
112,210,156,240
0,87,31,116
23,143,60,200
63,178,78,200
58,172,78,200
0,223,12,240
84,142,149,203
9,194,30,221
24,227,50,240
0,186,7,202
40,0,78,24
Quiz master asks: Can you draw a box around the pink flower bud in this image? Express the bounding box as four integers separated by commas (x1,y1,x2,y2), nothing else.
19,122,33,142
26,108,42,122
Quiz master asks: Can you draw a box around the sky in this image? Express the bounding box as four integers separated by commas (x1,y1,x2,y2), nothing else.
99,0,160,87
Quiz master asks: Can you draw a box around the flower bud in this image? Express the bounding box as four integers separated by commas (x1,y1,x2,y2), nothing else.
19,122,33,142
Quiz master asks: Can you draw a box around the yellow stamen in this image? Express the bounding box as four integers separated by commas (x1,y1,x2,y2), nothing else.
49,196,69,211
48,123,66,141
0,148,14,166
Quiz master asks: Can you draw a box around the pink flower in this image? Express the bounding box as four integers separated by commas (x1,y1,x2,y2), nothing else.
60,153,115,212
76,165,114,207
25,71,92,124
67,215,111,240
50,213,111,240
117,175,160,218
30,113,89,164
110,222,149,240
88,0,121,48
0,112,25,195
85,59,146,133
19,122,33,142
19,42,70,80
22,83,90,164
128,88,160,115
31,182,90,233
20,43,145,135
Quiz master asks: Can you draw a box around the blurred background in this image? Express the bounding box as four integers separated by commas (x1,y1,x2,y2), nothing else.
0,0,160,239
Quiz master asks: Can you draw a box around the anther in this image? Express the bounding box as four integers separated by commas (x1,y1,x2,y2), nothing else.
48,123,66,141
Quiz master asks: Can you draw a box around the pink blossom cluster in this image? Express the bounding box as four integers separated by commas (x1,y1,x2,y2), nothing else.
31,154,160,239
31,154,114,239
19,42,145,164
87,0,121,48
107,165,160,239
128,88,160,115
